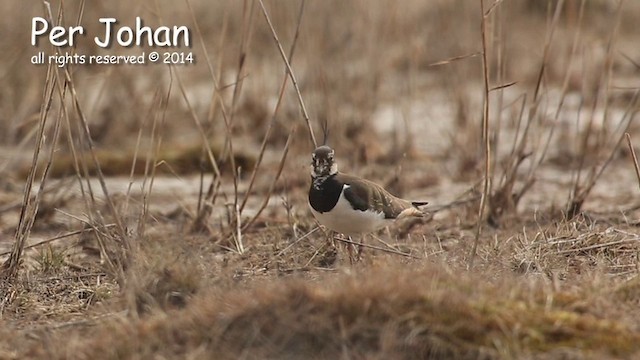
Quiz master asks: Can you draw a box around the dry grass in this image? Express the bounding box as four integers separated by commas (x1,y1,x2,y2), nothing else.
23,264,640,359
1,0,640,359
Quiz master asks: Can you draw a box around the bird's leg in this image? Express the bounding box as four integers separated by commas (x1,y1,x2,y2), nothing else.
344,234,360,265
326,231,337,249
317,231,338,268
345,235,358,264
346,235,364,263
356,234,365,261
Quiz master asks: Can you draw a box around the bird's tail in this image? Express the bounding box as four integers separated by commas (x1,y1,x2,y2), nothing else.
398,204,427,219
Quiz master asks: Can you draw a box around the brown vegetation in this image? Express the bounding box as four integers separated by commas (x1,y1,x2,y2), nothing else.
1,0,640,359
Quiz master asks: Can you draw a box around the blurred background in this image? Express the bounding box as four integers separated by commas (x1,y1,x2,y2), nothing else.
3,2,640,358
0,0,639,239
3,0,638,176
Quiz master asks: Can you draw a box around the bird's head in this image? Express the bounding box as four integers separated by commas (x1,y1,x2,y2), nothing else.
310,145,338,178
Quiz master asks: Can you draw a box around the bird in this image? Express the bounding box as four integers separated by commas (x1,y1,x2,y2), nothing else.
308,145,427,260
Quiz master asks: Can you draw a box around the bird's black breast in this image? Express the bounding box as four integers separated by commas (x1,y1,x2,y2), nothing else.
309,175,343,213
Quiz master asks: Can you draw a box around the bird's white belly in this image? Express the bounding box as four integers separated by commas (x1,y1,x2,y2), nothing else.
310,189,388,236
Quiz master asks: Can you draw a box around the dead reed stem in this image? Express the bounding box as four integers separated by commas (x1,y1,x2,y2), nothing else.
0,225,117,257
567,1,626,218
469,0,493,270
526,0,585,183
568,89,639,218
185,0,225,213
258,0,317,148
137,85,172,238
626,133,640,191
1,63,56,280
333,236,421,259
239,0,305,215
1,1,72,281
242,124,297,232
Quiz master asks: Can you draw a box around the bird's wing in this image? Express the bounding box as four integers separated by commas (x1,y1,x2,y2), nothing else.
340,174,415,219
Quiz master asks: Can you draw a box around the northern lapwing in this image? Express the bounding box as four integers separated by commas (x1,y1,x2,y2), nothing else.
308,145,428,260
